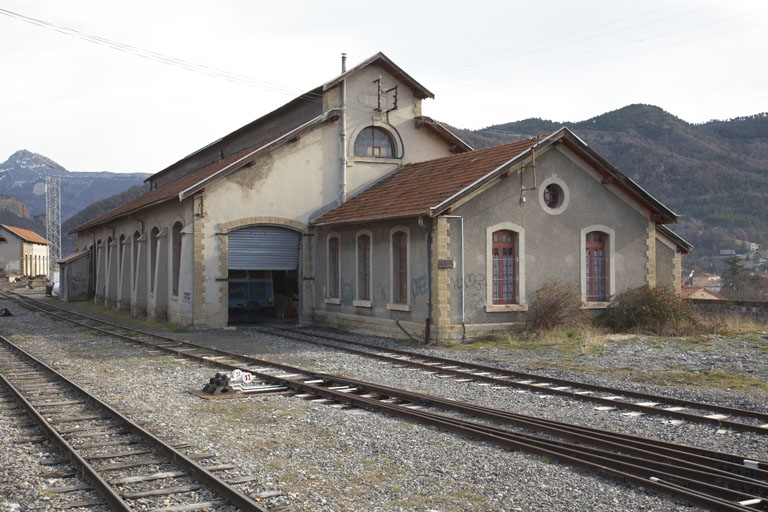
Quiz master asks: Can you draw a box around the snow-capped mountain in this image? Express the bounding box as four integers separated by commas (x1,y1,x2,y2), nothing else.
0,150,150,220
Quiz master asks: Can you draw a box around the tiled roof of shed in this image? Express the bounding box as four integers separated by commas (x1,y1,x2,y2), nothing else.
312,136,542,227
1,224,47,244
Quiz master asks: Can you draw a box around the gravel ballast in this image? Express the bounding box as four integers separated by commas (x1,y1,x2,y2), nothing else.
1,294,766,511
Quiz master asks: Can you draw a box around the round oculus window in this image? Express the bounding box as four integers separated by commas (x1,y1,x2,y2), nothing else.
543,183,562,209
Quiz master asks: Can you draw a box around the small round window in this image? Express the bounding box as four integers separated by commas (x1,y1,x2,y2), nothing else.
543,184,562,209
538,177,569,215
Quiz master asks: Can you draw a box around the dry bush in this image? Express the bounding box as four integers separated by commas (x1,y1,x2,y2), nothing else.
599,285,697,336
530,280,583,331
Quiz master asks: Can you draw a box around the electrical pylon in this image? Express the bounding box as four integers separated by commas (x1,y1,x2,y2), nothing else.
45,175,61,276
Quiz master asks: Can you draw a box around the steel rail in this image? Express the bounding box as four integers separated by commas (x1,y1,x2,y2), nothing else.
0,333,268,512
255,325,768,426
5,292,768,510
7,292,767,433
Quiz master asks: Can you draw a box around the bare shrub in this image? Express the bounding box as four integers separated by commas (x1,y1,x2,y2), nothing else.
599,285,697,335
530,280,582,331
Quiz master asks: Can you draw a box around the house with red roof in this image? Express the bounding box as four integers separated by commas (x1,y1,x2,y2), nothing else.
71,52,691,341
0,224,48,278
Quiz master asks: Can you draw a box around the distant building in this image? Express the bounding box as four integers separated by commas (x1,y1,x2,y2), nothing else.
681,287,726,300
720,249,736,255
0,224,48,278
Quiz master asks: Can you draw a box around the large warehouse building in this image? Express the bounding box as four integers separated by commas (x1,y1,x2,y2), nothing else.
72,52,691,341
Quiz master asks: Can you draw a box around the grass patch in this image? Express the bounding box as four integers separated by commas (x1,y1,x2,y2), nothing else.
651,370,767,393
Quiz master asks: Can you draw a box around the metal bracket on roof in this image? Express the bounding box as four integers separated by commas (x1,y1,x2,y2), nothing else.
373,77,398,113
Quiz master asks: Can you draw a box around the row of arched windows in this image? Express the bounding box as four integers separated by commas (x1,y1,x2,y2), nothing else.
96,222,184,297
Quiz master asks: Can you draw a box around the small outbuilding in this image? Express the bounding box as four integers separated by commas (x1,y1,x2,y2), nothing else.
57,250,91,301
0,224,48,279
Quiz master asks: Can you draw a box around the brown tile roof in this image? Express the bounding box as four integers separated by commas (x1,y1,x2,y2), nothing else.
681,287,726,300
1,224,47,244
312,136,543,227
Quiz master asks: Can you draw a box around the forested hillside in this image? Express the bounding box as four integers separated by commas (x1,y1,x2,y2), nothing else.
451,106,768,257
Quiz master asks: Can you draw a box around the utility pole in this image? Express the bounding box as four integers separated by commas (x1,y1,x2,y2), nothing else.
45,175,61,276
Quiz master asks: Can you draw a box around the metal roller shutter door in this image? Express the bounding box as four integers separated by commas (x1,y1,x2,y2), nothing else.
228,226,300,270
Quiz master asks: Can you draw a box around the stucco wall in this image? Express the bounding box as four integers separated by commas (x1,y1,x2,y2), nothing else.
0,227,22,275
450,145,650,326
312,218,429,338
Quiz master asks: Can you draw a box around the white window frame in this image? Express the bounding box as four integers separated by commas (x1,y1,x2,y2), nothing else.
387,226,410,311
354,229,373,308
325,232,341,304
538,176,570,216
485,222,527,312
580,224,616,308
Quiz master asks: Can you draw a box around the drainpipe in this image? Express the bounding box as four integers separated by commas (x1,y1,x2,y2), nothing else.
340,53,348,204
441,215,465,342
418,216,431,344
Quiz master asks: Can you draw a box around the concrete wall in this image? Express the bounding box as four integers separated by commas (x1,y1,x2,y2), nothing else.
688,298,768,320
312,218,430,340
0,226,22,275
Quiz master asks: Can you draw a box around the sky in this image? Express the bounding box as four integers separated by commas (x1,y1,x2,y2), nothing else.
1,0,766,174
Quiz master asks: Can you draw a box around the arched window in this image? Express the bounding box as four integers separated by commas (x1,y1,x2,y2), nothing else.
172,222,183,296
150,227,159,293
327,235,340,300
357,233,371,301
391,231,408,304
354,126,395,158
132,231,140,290
492,230,517,304
585,231,607,302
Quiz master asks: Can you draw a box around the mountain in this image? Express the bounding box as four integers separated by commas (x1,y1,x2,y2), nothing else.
0,194,46,236
61,184,149,255
0,150,150,220
451,106,768,259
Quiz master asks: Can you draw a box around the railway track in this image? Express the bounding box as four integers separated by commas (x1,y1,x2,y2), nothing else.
247,325,768,433
8,291,767,434
0,333,268,512
3,291,768,510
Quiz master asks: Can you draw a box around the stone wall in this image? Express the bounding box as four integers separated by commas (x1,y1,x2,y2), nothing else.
686,298,768,320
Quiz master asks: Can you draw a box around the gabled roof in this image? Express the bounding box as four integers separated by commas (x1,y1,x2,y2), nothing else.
1,224,47,244
681,287,726,300
73,111,338,233
415,116,473,153
312,127,680,228
656,225,693,254
323,52,434,100
311,136,541,227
